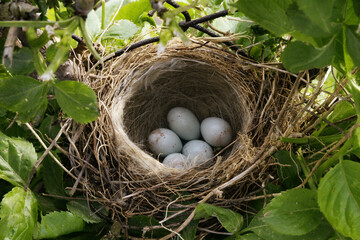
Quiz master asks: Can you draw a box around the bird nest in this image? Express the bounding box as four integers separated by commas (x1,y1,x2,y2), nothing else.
68,40,312,238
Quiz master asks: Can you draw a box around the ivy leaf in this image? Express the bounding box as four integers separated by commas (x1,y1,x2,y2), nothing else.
232,0,294,36
0,132,37,187
67,200,103,223
194,203,243,233
318,160,360,239
345,26,360,67
54,80,98,124
36,211,85,239
102,20,139,40
281,40,335,72
0,187,38,240
262,188,322,236
0,76,49,122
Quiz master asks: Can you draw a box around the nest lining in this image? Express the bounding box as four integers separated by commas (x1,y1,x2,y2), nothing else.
69,40,304,227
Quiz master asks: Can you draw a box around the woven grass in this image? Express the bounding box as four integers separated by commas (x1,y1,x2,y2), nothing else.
67,39,328,238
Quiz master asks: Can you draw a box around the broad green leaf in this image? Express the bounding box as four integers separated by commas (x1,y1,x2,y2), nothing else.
102,20,139,40
232,0,294,36
345,0,360,25
263,188,322,236
5,47,35,75
38,115,61,140
245,211,334,240
67,200,103,223
194,203,243,233
226,233,263,240
85,9,101,40
128,215,169,238
114,0,152,24
178,220,199,240
37,211,85,239
0,187,38,240
294,0,345,37
42,154,65,196
286,3,335,40
273,150,302,188
0,76,48,122
0,64,11,79
327,101,356,123
0,132,37,187
318,160,360,239
281,40,335,72
345,27,360,67
54,80,98,124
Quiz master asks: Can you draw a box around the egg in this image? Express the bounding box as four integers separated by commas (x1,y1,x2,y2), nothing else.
200,117,232,147
148,128,182,157
167,107,200,141
163,153,189,170
182,140,214,166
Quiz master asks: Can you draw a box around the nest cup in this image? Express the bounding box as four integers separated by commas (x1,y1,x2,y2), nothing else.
112,55,254,175
70,40,298,231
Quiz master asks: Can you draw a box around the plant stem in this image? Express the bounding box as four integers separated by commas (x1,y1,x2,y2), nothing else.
297,148,317,190
101,0,105,30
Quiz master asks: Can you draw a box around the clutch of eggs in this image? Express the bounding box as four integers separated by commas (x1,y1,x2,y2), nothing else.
148,107,233,170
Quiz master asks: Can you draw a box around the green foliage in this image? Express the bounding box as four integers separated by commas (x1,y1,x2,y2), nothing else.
36,211,85,239
244,211,334,240
0,132,37,187
281,40,335,73
0,187,38,240
262,188,322,236
42,154,65,196
5,47,35,75
318,160,360,239
127,215,170,238
66,200,103,224
273,150,303,188
0,76,49,122
194,203,244,233
53,80,98,124
233,0,360,72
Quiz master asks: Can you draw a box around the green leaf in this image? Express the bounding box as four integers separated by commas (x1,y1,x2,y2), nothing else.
102,20,139,40
281,40,335,72
85,9,101,40
273,150,303,188
0,76,48,122
0,187,38,240
227,233,263,240
318,160,360,239
128,215,169,238
262,188,322,236
38,115,61,140
54,80,98,124
345,26,360,67
286,3,334,40
37,211,85,239
42,154,65,196
293,0,344,37
0,132,37,187
67,200,103,223
0,64,11,79
114,0,152,24
245,210,334,240
179,220,199,240
5,47,35,75
345,0,360,25
194,203,243,233
232,0,294,36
